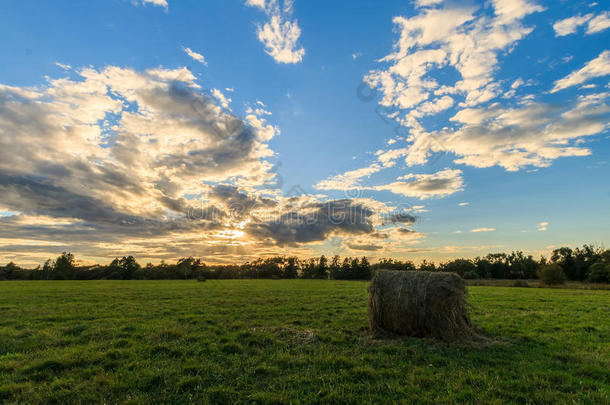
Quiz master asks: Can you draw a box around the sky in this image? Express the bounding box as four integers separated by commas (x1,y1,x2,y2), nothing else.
0,0,609,267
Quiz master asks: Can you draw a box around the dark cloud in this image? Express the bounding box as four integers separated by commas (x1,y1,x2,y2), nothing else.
245,199,375,246
384,212,416,225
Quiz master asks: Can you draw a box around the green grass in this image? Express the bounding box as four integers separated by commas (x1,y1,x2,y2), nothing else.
0,280,608,404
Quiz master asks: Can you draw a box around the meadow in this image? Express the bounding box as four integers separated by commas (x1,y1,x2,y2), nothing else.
0,280,608,404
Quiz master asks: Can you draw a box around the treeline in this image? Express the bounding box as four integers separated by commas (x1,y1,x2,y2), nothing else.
1,245,609,283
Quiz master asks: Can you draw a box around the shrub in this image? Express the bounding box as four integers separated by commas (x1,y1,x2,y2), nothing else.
587,263,610,283
463,271,479,280
512,280,530,288
537,264,567,286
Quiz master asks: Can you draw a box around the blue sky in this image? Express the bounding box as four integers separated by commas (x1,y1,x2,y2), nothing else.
0,0,609,266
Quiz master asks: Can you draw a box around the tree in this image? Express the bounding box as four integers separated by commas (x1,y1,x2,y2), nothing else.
314,255,328,279
588,262,610,283
419,259,437,272
359,256,372,280
302,258,317,279
442,259,476,277
329,255,341,279
119,256,140,279
54,252,76,276
284,257,299,279
538,264,567,285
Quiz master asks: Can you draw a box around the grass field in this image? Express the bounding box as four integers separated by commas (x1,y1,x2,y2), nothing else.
0,280,608,404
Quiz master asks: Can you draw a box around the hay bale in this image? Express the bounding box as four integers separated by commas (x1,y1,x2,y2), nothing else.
368,270,480,342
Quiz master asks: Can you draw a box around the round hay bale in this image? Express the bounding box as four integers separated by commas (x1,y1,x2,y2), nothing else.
368,270,480,342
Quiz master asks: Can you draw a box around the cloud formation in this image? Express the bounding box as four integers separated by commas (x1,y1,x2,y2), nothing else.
471,227,496,233
362,1,610,172
551,50,610,93
183,47,207,65
553,11,610,37
0,67,430,265
137,0,168,9
245,0,305,64
374,169,464,199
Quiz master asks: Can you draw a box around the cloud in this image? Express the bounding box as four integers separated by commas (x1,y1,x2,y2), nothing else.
471,227,496,232
245,0,305,64
244,199,376,246
346,243,382,251
211,88,232,109
1,67,431,264
374,169,464,199
553,11,609,37
359,0,607,173
551,50,610,92
587,11,610,34
137,0,168,9
315,164,383,191
0,66,282,258
553,14,593,36
458,202,469,206
182,47,207,65
365,0,543,113
537,221,548,231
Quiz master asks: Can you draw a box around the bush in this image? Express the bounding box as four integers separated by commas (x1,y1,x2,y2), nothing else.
588,263,610,283
537,264,567,286
463,271,479,280
512,280,530,288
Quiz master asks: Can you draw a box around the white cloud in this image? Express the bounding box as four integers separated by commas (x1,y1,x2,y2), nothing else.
551,50,610,92
374,169,464,199
458,202,469,206
415,0,443,7
553,11,610,37
553,14,593,36
471,227,496,232
182,47,207,66
55,62,72,70
138,0,168,9
538,221,548,231
211,88,232,109
315,164,383,191
587,11,610,34
364,2,610,173
246,0,305,64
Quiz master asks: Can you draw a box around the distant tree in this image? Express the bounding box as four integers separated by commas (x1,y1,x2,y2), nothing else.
53,252,76,277
340,257,352,279
486,253,508,278
359,256,371,280
314,255,329,279
329,255,341,279
302,258,317,279
419,259,437,272
349,257,360,280
538,263,567,285
588,262,610,283
2,262,19,279
473,257,491,278
120,256,140,279
284,257,299,279
441,259,476,277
